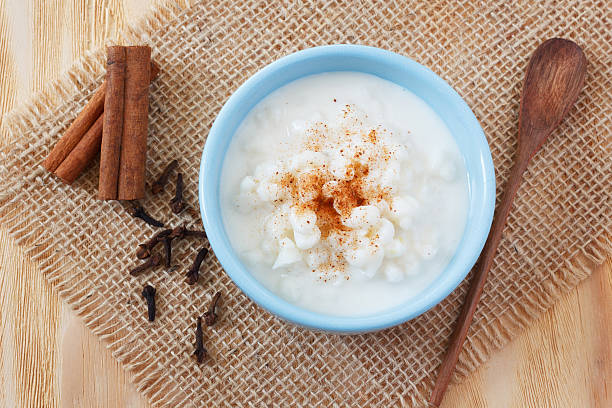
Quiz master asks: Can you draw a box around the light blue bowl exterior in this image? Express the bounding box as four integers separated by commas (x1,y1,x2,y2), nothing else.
199,45,495,333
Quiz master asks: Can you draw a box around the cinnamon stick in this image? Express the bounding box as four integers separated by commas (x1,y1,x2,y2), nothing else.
54,114,104,184
42,83,105,172
98,46,127,199
117,46,151,200
51,61,159,186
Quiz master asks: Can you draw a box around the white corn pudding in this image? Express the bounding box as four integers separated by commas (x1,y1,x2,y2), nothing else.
220,72,469,317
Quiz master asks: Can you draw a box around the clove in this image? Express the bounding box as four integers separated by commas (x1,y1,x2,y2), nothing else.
168,225,207,240
184,228,206,239
164,226,207,268
193,316,207,363
139,226,206,267
203,291,221,326
151,159,178,195
170,173,185,214
162,237,172,268
136,228,172,259
141,285,156,321
128,203,164,228
185,247,209,285
130,253,162,276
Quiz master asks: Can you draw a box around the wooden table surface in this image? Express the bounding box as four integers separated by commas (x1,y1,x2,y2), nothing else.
0,1,610,407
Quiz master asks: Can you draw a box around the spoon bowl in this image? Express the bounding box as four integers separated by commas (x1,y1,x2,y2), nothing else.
518,38,587,162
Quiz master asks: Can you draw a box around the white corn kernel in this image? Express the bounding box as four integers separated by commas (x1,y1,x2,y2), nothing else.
273,238,302,269
343,205,381,229
384,263,404,282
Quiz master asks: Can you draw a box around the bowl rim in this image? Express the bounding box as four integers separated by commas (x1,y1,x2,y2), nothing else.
199,44,495,333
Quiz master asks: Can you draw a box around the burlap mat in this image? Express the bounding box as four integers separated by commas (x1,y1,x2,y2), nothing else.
0,1,610,406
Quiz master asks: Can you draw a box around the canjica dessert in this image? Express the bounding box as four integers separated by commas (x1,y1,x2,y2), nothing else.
220,72,468,316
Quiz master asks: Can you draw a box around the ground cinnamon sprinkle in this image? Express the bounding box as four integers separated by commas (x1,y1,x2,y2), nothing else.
280,173,297,196
280,158,391,239
276,114,396,243
314,199,347,238
367,129,378,144
262,106,401,282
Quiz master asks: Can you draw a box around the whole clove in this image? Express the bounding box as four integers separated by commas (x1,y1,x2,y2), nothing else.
128,203,164,227
164,226,207,268
168,225,206,240
168,225,186,240
183,228,206,239
203,291,221,326
185,247,209,285
170,173,185,214
136,228,172,259
162,237,172,268
141,284,156,321
151,159,178,194
137,225,206,267
193,316,207,363
130,253,162,276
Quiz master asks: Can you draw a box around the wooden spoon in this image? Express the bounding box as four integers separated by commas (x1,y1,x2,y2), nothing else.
429,38,587,406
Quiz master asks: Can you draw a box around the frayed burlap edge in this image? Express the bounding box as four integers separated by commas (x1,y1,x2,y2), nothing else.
451,243,610,379
0,1,610,407
0,2,202,406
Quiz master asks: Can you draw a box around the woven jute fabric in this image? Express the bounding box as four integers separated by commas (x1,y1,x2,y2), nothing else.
0,1,610,406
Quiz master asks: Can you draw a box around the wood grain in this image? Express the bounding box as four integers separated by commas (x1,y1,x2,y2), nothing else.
0,1,609,407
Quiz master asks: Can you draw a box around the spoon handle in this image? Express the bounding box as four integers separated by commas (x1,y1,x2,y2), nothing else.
430,159,528,406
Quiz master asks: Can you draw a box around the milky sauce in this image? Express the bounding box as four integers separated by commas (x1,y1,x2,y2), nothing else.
220,72,469,317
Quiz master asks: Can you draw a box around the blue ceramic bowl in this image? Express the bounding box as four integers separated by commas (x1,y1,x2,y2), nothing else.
199,45,495,333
